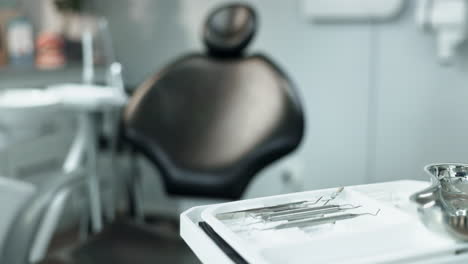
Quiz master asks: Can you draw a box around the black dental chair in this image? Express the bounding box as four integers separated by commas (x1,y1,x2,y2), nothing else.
122,3,304,218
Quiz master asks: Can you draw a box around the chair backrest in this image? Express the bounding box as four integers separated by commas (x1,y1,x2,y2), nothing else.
123,3,304,199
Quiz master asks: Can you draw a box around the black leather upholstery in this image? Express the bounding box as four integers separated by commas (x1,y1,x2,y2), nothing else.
123,3,304,199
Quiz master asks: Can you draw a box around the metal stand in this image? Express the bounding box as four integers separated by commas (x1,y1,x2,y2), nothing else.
128,149,145,223
83,113,103,233
63,112,103,233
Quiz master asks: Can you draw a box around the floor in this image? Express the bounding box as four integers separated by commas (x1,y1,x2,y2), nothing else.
41,219,201,264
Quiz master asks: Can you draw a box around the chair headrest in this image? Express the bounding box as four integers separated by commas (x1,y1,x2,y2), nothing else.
203,3,257,57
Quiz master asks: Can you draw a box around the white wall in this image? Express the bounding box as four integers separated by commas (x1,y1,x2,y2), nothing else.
88,0,468,213
371,2,468,183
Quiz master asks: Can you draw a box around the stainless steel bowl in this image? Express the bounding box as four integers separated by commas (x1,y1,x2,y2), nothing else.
411,163,468,241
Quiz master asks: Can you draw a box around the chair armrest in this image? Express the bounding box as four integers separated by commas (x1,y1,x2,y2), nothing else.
1,168,85,264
